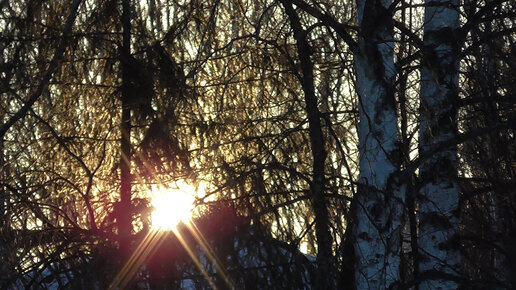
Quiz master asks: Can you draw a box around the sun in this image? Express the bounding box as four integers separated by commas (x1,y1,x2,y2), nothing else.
149,182,196,230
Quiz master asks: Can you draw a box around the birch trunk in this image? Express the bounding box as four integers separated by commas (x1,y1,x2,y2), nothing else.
353,0,404,288
418,0,460,288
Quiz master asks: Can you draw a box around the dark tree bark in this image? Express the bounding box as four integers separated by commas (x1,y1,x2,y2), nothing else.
280,1,336,288
118,0,133,259
0,137,5,285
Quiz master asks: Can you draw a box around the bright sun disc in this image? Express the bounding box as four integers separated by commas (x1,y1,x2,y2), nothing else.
150,184,195,230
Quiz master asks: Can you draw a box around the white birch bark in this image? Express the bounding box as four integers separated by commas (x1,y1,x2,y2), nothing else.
353,0,404,288
418,0,460,288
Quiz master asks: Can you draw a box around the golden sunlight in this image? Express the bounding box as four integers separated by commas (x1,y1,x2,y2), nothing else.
149,182,196,230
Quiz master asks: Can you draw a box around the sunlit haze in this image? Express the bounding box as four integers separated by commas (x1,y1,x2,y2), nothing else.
150,183,196,230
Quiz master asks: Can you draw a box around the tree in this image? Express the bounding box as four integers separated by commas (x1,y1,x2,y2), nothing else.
279,1,336,288
417,0,461,288
352,0,404,288
458,0,516,287
1,0,516,288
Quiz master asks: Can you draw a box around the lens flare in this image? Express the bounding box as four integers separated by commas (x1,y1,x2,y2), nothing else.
110,181,233,290
150,184,195,230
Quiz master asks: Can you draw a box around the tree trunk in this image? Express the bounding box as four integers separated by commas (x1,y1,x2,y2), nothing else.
353,0,404,288
118,0,133,258
418,0,460,288
280,1,335,288
0,137,5,285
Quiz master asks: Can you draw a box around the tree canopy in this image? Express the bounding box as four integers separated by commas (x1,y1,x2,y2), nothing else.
1,0,515,289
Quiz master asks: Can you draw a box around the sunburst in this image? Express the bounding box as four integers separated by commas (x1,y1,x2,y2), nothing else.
149,183,195,230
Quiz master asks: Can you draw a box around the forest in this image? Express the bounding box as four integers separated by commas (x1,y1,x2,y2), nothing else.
0,0,515,289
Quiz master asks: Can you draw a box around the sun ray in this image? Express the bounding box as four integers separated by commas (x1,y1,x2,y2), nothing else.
119,230,167,289
173,227,218,289
110,229,165,289
111,181,223,289
184,220,234,289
